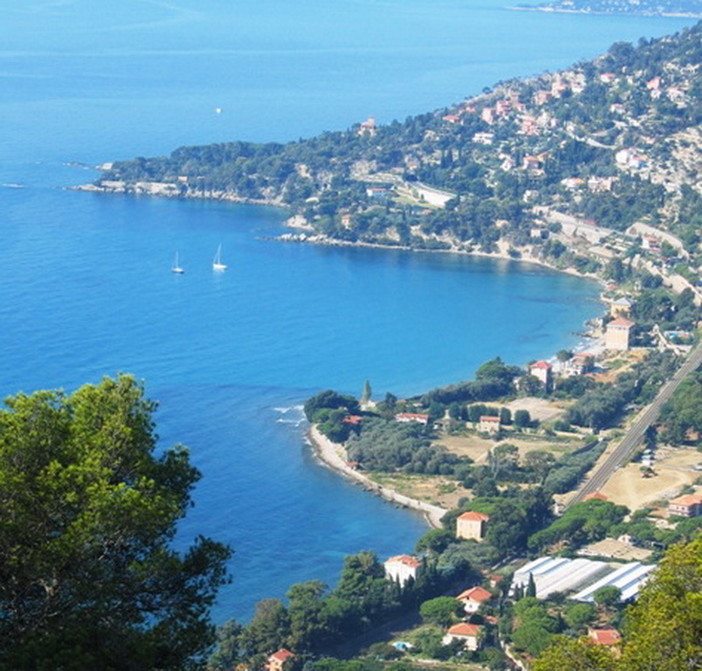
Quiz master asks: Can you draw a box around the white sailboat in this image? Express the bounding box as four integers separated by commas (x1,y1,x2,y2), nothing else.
172,252,185,274
212,244,227,271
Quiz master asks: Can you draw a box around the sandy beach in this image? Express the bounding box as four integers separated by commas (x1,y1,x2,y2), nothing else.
308,425,448,529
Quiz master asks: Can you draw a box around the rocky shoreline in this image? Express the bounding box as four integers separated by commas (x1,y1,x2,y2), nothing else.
308,425,447,529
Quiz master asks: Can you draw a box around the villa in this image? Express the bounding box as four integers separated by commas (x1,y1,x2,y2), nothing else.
478,415,501,435
266,650,295,671
456,511,490,541
605,318,634,351
442,623,483,651
395,412,429,425
456,586,492,614
668,494,702,518
384,555,422,586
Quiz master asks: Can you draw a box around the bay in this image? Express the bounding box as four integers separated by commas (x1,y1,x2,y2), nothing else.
0,0,694,622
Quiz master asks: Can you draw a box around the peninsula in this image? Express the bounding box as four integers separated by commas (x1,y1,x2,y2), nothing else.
83,22,702,304
513,0,702,17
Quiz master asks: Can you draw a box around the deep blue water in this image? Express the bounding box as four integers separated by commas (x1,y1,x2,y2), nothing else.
0,1,694,622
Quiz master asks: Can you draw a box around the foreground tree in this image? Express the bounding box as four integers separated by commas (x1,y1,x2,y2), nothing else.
532,637,617,671
532,535,702,671
619,535,702,670
0,375,231,671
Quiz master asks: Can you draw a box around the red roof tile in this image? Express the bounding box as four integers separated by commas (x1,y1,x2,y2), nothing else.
456,586,492,602
530,360,552,369
669,494,702,507
589,627,622,646
269,649,295,663
458,511,490,522
385,554,421,568
447,623,482,637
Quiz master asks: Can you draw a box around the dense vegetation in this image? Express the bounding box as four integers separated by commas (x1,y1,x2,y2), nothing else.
659,369,702,444
0,376,230,671
345,418,467,475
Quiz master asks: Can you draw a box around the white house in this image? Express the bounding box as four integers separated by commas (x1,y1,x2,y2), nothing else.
456,586,492,614
442,623,483,651
384,555,422,586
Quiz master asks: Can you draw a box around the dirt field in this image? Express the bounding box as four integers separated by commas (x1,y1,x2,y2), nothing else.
580,538,652,562
504,396,569,422
436,433,495,463
600,445,702,510
437,430,587,465
367,472,471,509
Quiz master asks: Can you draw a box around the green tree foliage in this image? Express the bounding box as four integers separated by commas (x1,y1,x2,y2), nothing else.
593,586,622,609
345,418,466,474
360,380,373,404
514,409,532,428
419,596,461,626
542,442,605,494
528,500,628,551
415,528,455,555
304,390,361,442
563,603,597,631
532,636,617,671
660,371,702,445
304,390,360,422
511,597,560,657
0,375,231,671
421,359,520,406
619,535,702,670
566,351,678,430
526,573,537,598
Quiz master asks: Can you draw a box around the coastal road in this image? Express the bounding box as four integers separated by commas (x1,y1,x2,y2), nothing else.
570,342,702,506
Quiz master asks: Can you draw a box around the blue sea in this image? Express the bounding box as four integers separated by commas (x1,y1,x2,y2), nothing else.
0,1,694,622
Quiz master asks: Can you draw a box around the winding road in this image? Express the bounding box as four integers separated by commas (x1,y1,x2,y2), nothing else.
570,342,702,506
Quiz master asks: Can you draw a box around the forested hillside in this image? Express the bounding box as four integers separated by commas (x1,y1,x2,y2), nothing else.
100,22,702,276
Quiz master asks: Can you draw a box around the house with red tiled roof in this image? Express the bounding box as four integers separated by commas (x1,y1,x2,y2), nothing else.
456,586,493,614
384,554,422,586
395,412,429,425
442,623,483,650
668,494,702,518
456,511,490,541
588,627,622,647
479,415,501,435
529,360,553,390
266,649,295,671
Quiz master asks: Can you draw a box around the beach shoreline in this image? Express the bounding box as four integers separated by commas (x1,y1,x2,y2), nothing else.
307,425,448,529
278,228,604,285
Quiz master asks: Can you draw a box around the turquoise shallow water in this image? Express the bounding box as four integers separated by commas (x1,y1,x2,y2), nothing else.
0,1,694,622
